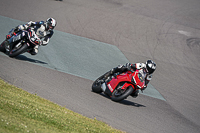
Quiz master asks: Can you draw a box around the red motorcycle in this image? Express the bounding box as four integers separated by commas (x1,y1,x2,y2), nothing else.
92,68,146,102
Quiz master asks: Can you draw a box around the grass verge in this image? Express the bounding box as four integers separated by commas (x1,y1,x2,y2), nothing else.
0,78,124,133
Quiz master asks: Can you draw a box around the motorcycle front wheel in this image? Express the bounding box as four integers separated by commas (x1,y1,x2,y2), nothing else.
111,86,134,102
92,75,104,93
9,43,28,58
0,40,6,52
92,71,110,93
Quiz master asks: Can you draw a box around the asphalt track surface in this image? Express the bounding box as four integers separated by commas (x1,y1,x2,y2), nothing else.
0,0,200,133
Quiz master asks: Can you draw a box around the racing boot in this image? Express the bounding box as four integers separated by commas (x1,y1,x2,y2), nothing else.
29,45,39,55
131,90,139,98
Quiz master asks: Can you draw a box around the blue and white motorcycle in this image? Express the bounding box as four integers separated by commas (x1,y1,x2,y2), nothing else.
0,28,41,57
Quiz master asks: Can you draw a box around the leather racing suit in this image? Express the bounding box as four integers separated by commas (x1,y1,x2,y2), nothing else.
8,21,54,55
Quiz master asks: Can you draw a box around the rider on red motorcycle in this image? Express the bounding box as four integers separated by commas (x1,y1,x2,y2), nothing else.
6,18,56,55
104,60,156,98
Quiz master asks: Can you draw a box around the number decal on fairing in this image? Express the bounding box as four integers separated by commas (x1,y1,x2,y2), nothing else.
13,34,21,42
108,84,114,92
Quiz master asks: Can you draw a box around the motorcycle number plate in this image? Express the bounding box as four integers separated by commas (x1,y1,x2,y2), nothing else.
13,34,21,42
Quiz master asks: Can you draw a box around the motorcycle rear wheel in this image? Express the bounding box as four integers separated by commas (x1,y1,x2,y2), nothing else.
9,43,28,58
111,86,134,102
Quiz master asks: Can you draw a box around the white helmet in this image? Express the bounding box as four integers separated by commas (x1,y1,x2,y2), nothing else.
46,18,56,30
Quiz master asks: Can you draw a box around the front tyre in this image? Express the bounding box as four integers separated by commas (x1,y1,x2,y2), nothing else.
0,40,6,52
9,43,28,58
92,71,110,93
92,75,104,93
111,86,134,102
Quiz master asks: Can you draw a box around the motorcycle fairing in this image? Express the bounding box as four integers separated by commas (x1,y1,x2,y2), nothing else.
106,69,145,95
7,31,26,51
12,33,22,43
133,69,146,89
107,71,134,91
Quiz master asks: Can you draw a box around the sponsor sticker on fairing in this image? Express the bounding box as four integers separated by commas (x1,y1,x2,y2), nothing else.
108,84,113,92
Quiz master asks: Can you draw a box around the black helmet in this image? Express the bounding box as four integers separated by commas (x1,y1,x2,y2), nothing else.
46,18,56,30
146,60,156,74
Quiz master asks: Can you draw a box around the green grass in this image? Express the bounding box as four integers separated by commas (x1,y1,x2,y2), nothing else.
0,78,124,133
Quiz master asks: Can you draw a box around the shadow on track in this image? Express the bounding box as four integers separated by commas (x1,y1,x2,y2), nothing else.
118,100,146,107
15,55,47,64
98,93,146,107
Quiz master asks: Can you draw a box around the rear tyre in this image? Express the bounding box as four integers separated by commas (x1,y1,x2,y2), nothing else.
111,86,134,102
9,43,28,58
